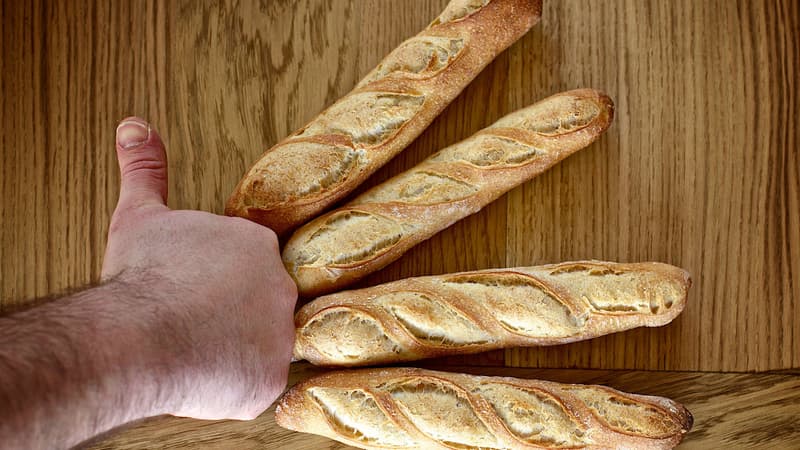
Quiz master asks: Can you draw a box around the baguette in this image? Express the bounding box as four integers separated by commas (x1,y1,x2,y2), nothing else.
283,89,615,296
225,0,542,235
293,261,690,367
275,367,693,449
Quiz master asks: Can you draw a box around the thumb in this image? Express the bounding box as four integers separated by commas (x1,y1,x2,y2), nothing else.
114,117,169,212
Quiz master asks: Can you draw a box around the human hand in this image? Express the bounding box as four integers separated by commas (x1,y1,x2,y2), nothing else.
102,117,297,420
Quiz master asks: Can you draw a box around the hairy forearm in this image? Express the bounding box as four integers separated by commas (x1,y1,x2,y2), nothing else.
0,274,182,449
0,117,298,447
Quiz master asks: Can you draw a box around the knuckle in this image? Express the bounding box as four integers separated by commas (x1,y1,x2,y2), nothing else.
227,216,254,231
283,333,297,358
230,217,279,249
282,276,299,300
121,155,167,179
261,227,279,248
268,375,289,402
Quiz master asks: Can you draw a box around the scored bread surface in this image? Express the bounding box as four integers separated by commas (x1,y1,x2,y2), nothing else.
275,367,693,449
226,0,542,235
293,261,691,366
283,89,615,296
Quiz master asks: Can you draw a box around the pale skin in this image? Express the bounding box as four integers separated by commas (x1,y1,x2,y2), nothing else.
0,117,298,449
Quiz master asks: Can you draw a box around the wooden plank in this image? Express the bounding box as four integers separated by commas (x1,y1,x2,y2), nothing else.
87,363,800,449
0,0,168,308
0,0,798,374
503,0,800,371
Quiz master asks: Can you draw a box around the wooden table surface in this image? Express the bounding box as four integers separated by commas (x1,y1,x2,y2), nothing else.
1,0,798,448
89,363,800,450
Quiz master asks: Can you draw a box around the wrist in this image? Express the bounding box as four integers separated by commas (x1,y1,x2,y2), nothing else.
0,276,187,448
86,275,187,420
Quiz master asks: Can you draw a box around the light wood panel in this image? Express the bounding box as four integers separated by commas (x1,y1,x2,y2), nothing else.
2,1,799,447
1,0,798,372
503,0,800,373
88,363,800,449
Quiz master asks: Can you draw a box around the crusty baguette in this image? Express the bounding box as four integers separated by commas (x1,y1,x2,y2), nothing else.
293,261,690,367
225,0,542,235
275,367,693,449
283,89,615,296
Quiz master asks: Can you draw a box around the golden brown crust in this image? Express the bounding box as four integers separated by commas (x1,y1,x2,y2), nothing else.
293,261,691,367
283,89,615,296
226,0,543,235
275,367,693,449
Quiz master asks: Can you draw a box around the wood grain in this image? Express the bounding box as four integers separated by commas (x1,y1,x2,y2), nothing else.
0,0,797,383
88,363,800,449
1,1,798,447
503,0,800,373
